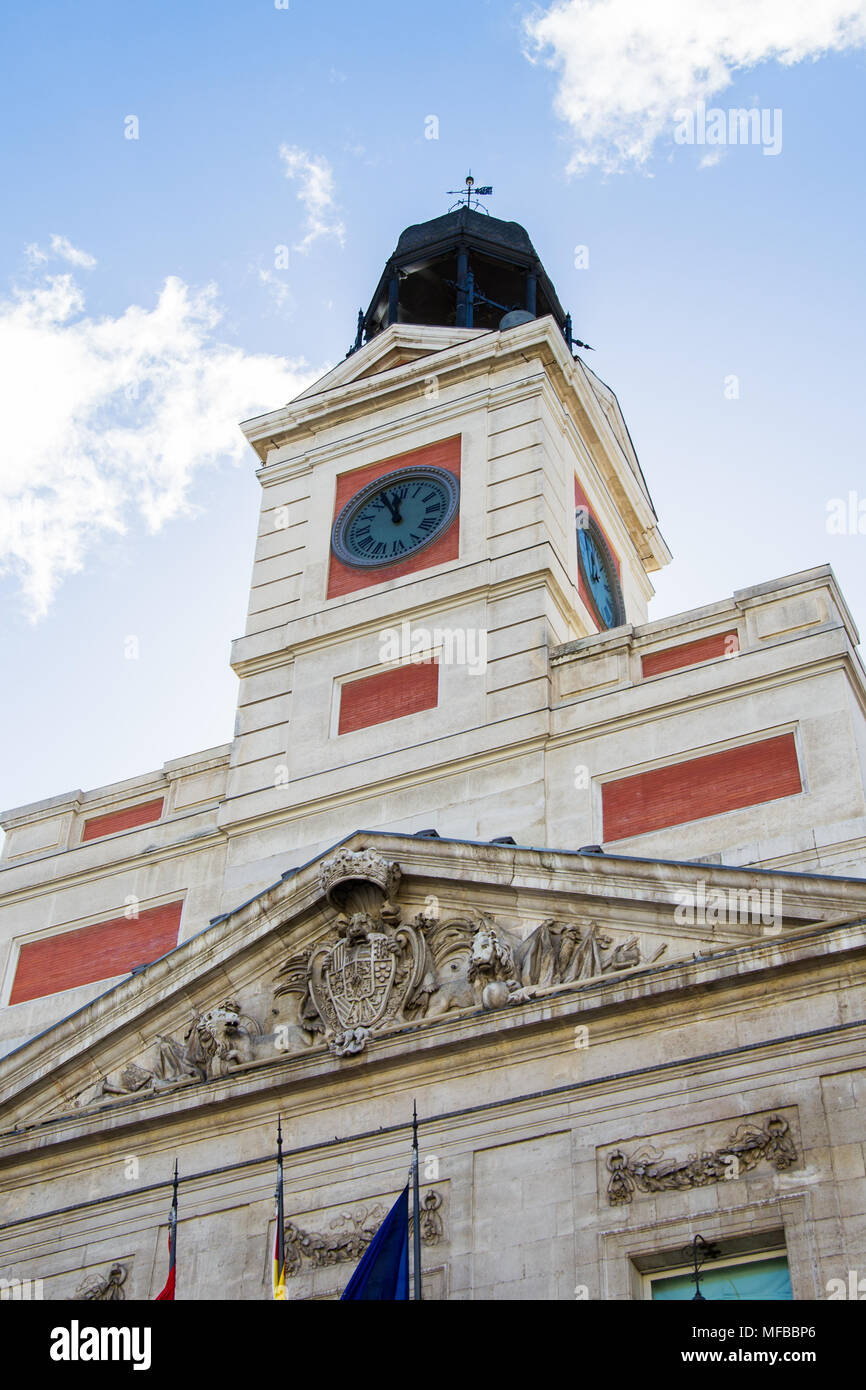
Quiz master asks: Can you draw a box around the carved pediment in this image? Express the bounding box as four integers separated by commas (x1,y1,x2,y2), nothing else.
54,870,677,1113
18,851,680,1118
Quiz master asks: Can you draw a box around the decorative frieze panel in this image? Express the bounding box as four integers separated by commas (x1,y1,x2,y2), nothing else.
600,1110,799,1206
283,1189,444,1276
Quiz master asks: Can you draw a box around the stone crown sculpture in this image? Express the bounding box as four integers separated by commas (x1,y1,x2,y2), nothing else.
319,848,401,913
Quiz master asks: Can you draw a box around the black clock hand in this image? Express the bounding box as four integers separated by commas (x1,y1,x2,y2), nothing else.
380,488,402,524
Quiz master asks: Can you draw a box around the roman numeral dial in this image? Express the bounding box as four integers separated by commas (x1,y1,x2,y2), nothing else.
332,464,459,570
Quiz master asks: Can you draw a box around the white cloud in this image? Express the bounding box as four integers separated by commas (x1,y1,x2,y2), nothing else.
279,145,346,252
524,0,866,173
257,266,294,313
25,234,97,268
0,256,321,617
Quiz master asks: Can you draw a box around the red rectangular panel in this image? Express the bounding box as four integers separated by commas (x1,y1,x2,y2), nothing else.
9,900,183,1004
339,660,439,735
327,437,461,599
641,630,739,678
81,798,164,842
602,733,802,842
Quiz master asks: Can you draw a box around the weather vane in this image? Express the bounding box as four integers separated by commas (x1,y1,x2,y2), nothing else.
447,172,493,214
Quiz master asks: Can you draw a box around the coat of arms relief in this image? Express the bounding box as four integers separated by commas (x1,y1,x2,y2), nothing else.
54,849,669,1113
303,852,428,1055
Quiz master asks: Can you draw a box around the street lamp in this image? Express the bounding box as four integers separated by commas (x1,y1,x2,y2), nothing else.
684,1234,721,1299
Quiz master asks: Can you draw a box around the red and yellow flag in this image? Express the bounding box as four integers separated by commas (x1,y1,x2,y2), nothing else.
273,1119,286,1300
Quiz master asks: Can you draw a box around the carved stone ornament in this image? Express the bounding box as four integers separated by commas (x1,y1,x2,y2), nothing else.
403,913,666,1023
605,1114,798,1205
273,863,670,1058
285,1190,443,1276
75,1263,128,1300
285,1202,386,1273
414,1188,444,1244
66,998,266,1111
307,906,427,1056
319,848,401,911
275,854,428,1057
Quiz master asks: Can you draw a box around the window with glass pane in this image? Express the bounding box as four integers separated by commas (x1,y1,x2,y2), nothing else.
651,1255,792,1301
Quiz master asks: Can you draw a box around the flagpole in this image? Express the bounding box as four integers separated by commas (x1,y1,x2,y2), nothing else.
274,1116,286,1300
411,1100,422,1302
169,1158,179,1291
171,1156,178,1253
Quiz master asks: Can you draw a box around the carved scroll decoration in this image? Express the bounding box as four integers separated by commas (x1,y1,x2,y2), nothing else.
285,1189,444,1276
605,1114,797,1205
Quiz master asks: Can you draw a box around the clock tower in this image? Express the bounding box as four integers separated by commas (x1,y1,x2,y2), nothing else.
220,204,671,902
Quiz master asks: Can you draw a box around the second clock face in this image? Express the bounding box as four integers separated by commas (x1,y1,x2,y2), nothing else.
577,514,626,630
332,465,459,569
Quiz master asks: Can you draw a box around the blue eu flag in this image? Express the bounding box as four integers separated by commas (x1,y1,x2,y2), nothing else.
340,1185,410,1301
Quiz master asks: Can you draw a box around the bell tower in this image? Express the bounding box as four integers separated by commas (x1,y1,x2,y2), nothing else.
218,199,671,902
358,184,569,340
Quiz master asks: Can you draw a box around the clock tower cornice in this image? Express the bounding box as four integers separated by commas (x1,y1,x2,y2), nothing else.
242,316,579,460
252,373,548,490
230,560,581,680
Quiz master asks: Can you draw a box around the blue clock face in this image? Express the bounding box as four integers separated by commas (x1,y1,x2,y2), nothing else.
577,515,625,630
332,465,459,569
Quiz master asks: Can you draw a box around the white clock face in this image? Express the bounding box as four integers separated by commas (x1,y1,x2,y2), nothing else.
331,465,459,569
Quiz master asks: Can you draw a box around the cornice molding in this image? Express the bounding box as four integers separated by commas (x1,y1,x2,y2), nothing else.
230,561,577,677
0,819,227,909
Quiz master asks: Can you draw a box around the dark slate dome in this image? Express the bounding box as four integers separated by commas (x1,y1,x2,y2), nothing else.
354,207,571,350
393,208,539,261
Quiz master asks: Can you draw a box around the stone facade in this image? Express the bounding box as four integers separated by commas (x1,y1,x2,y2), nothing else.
1,226,865,1299
1,835,866,1299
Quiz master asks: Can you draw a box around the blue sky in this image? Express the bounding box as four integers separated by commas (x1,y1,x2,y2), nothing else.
1,0,865,816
